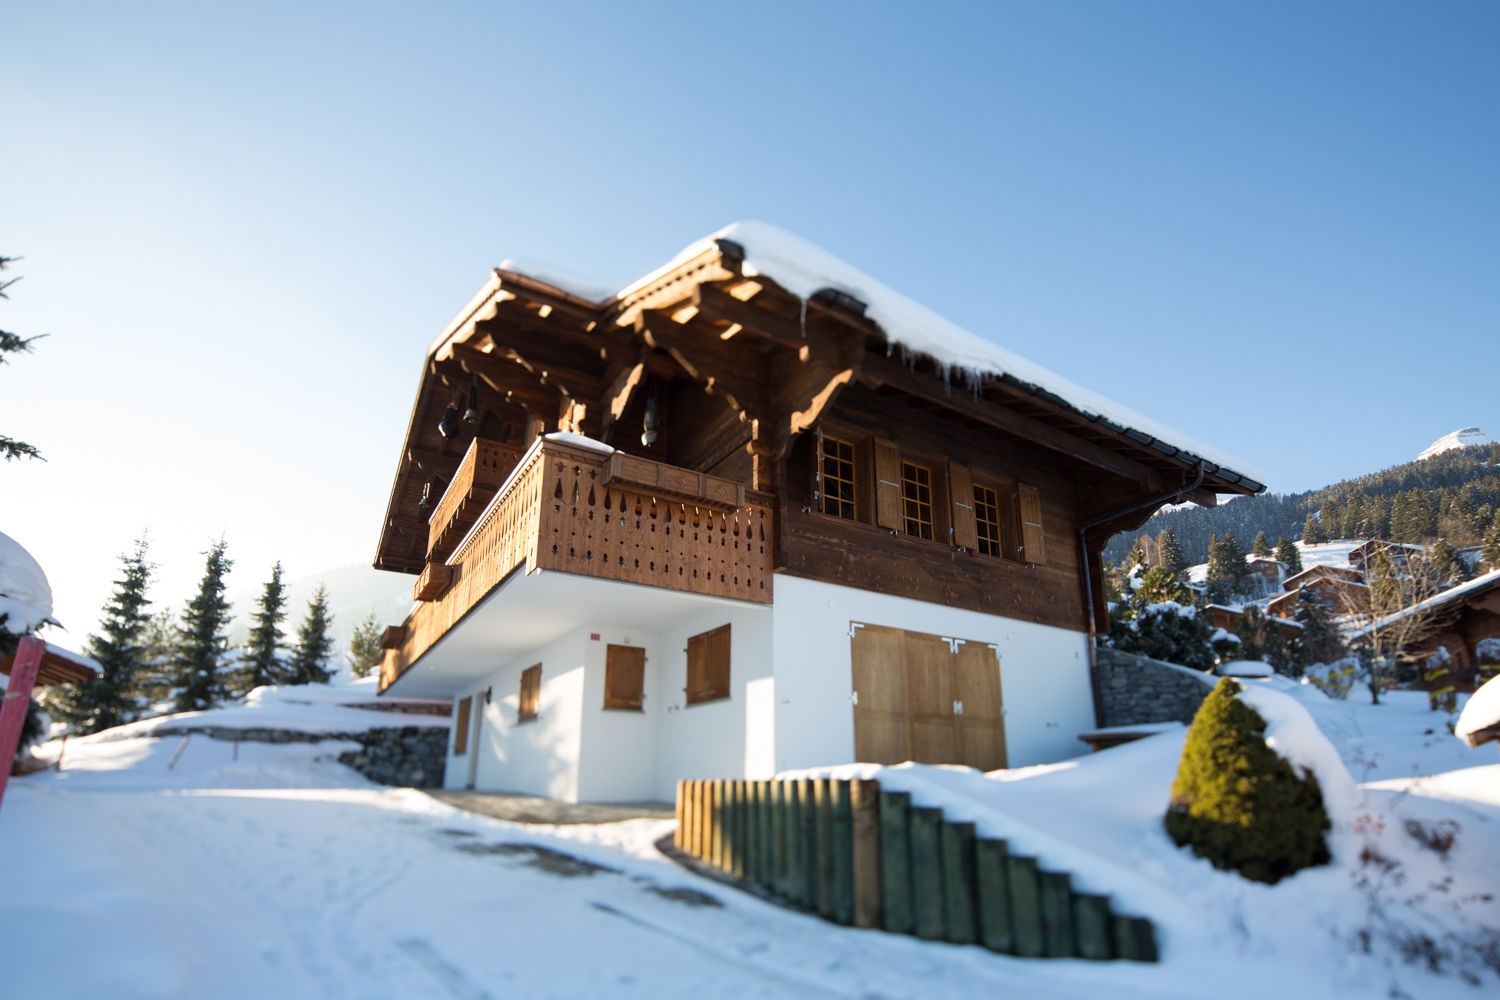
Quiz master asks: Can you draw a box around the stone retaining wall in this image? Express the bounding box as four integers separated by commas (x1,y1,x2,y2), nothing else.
155,724,449,788
1095,647,1215,728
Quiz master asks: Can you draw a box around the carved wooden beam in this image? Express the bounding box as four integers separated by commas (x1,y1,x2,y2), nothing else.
634,313,768,419
599,352,648,440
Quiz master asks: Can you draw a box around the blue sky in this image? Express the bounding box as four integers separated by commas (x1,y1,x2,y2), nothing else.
3,2,1496,638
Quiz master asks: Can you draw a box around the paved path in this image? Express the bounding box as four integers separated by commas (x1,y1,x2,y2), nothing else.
424,789,674,825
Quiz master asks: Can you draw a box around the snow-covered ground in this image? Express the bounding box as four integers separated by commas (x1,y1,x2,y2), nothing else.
2,680,1496,998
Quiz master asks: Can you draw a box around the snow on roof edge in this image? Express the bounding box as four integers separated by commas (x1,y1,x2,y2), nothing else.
466,221,1267,487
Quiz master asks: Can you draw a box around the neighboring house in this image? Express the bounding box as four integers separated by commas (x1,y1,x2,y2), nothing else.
370,222,1262,803
1365,569,1500,692
1347,539,1422,574
1204,604,1302,644
1247,556,1282,583
1269,564,1369,620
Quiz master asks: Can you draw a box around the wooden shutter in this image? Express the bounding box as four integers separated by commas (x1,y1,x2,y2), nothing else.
453,696,471,755
604,644,646,710
947,461,977,549
686,624,731,705
873,438,903,530
1017,483,1047,565
518,664,541,721
813,426,825,510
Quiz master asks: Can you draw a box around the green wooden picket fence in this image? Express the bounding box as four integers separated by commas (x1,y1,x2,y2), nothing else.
674,777,1157,962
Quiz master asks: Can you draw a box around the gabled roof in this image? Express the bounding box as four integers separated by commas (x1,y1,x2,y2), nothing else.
376,223,1266,573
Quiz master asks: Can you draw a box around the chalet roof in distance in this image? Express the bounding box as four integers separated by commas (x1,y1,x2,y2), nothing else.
464,221,1265,491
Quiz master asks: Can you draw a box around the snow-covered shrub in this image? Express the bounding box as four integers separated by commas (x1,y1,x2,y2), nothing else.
1303,656,1358,700
1165,678,1332,885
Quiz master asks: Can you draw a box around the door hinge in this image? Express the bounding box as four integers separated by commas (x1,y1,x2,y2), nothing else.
848,622,865,638
953,700,964,715
850,690,859,706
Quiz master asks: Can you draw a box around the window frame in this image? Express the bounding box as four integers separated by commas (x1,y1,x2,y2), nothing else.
684,623,732,706
517,664,541,723
900,460,936,540
453,695,472,755
603,644,646,711
817,432,860,521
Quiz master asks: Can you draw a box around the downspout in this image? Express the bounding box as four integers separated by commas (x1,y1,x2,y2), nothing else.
1079,461,1205,727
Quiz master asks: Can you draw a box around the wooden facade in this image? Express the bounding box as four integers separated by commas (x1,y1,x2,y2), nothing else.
373,234,1262,695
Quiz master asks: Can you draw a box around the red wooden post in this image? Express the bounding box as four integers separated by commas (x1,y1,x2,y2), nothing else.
0,635,45,812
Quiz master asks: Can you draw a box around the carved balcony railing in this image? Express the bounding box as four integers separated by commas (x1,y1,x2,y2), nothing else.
427,436,524,562
379,437,774,693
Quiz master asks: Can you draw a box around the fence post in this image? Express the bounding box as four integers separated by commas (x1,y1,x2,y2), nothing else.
675,780,685,850
786,781,806,905
1006,855,1044,957
1039,871,1075,957
1113,915,1158,963
731,781,747,880
850,779,882,929
798,777,817,909
813,779,834,918
908,806,946,941
940,820,978,945
975,838,1014,954
878,790,913,934
756,781,775,891
831,781,854,925
1072,893,1114,960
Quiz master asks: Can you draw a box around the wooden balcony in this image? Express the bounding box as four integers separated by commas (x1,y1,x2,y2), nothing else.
379,437,774,693
427,436,524,561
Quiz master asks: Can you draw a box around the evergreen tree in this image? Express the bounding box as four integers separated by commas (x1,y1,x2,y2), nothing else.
1165,679,1331,885
52,536,153,733
135,606,177,711
1483,512,1500,568
1274,536,1302,575
172,539,233,712
241,562,289,692
1293,592,1343,672
1426,539,1468,589
1,255,44,462
1127,537,1148,570
1251,532,1271,557
1303,513,1327,545
347,612,383,678
1158,528,1186,577
287,585,335,685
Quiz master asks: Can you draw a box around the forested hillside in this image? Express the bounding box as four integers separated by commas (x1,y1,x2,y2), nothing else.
1104,442,1500,565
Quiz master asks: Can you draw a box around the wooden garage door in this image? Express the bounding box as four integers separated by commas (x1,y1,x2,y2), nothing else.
851,623,1007,771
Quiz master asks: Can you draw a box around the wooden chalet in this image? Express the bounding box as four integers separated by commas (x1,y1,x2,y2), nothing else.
1395,569,1500,693
371,223,1262,803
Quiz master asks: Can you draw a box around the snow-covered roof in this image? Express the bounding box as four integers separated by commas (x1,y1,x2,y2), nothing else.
1350,568,1500,638
1456,675,1500,747
490,222,1264,487
0,530,53,635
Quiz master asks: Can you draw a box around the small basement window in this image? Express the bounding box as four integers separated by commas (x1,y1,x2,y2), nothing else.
685,624,731,705
901,462,934,540
518,664,541,723
604,644,646,710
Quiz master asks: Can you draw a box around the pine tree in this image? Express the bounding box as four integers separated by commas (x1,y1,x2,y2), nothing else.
1481,512,1500,569
347,612,383,678
1303,513,1327,545
287,585,335,685
1158,529,1186,577
135,606,177,711
1127,537,1148,570
52,536,154,734
1,255,44,462
172,539,233,712
1274,536,1302,575
1426,539,1468,589
241,562,289,692
1251,532,1271,557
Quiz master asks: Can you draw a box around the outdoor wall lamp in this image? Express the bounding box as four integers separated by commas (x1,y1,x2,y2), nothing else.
437,403,461,439
641,393,659,447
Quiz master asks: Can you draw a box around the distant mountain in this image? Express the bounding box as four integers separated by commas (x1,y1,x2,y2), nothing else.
1419,427,1494,461
226,563,412,652
1105,439,1500,566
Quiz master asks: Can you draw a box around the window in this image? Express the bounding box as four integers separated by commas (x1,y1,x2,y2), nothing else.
604,644,646,710
453,695,472,755
518,664,541,722
685,624,731,705
819,436,857,519
901,462,934,540
973,484,1002,557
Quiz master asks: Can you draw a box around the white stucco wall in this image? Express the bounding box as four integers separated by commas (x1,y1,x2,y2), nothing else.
769,575,1096,771
650,603,774,802
575,625,661,804
442,629,587,800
